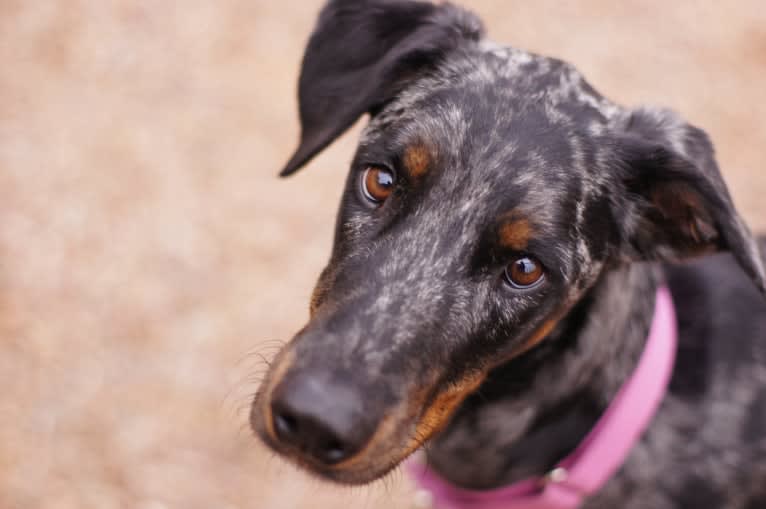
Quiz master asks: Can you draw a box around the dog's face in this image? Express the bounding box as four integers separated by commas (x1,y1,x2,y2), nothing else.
251,0,766,485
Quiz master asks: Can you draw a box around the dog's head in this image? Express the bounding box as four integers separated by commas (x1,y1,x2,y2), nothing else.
251,0,766,484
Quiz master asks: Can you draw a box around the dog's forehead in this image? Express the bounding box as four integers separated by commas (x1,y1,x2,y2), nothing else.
363,46,621,192
366,44,620,144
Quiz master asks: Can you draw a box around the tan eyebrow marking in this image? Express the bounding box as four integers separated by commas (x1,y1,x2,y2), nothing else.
499,210,533,251
402,141,432,179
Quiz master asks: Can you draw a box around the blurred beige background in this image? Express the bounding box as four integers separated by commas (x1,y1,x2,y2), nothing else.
0,2,764,508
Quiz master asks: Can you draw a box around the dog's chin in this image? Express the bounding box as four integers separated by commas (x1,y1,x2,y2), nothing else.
279,451,407,486
251,418,416,485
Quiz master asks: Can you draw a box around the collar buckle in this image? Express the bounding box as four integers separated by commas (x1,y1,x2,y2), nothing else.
542,466,569,486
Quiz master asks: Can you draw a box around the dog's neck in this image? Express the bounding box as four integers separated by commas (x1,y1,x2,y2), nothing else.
426,262,662,490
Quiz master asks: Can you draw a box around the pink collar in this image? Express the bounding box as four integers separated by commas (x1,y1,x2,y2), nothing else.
408,286,677,509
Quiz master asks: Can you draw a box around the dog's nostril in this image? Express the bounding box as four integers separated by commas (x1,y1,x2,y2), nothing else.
273,411,298,439
320,438,347,464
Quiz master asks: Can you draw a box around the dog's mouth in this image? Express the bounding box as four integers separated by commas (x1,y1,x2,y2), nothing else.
249,348,486,484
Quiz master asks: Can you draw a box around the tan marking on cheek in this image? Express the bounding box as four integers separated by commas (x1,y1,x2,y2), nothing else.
261,349,296,442
478,315,563,374
408,370,487,447
309,279,328,317
309,265,335,317
499,212,533,251
509,318,559,358
403,142,431,179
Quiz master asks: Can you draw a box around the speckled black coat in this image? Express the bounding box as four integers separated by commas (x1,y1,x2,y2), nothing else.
250,2,766,507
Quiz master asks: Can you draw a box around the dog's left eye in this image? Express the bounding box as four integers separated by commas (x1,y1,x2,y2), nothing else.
360,166,396,204
504,256,545,289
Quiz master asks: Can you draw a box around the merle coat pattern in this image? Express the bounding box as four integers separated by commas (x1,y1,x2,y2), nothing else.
249,2,766,507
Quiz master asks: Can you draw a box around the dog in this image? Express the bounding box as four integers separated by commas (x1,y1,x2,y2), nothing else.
249,1,766,507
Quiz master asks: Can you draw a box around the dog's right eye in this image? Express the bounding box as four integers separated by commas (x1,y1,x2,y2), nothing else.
360,166,396,205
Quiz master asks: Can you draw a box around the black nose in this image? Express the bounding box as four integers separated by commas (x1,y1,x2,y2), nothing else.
270,372,372,465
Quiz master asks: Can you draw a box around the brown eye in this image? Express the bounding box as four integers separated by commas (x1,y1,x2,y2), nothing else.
361,166,396,204
504,256,544,289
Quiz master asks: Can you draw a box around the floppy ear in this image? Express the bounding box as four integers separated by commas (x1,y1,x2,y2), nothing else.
279,0,484,177
612,107,766,295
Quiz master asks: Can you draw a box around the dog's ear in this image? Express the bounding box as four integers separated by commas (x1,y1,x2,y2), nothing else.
279,0,484,177
612,107,766,295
